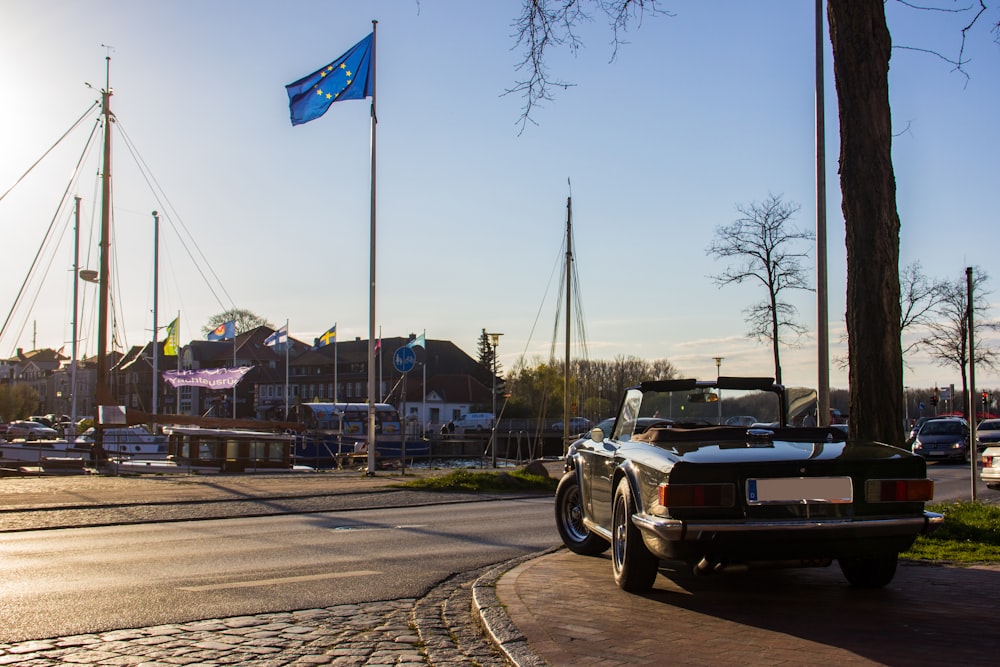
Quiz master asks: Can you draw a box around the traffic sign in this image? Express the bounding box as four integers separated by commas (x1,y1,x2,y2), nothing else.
393,345,416,373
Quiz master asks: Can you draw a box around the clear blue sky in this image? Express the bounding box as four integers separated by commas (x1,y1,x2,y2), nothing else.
1,1,998,393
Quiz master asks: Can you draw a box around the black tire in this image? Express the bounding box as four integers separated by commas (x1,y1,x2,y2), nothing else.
838,553,898,588
554,472,609,556
611,477,660,592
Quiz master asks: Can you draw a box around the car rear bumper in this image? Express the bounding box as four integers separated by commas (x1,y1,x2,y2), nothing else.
632,511,944,542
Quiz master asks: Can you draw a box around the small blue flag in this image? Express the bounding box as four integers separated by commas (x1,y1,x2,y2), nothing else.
286,33,373,126
207,321,236,341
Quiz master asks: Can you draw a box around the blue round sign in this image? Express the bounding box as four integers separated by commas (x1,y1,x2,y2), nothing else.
393,345,416,373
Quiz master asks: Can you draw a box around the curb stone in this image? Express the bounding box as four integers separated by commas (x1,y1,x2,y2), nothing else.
472,548,560,667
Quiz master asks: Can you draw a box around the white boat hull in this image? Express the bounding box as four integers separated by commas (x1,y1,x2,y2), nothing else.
0,440,90,463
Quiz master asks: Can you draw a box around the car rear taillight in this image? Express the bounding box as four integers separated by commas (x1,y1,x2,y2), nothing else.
658,483,735,508
984,454,995,468
865,479,934,502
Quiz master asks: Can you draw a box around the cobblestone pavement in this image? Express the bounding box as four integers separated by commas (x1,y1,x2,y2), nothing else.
0,564,521,666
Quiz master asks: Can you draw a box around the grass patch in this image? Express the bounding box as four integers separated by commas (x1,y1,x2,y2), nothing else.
397,468,558,493
902,501,1000,564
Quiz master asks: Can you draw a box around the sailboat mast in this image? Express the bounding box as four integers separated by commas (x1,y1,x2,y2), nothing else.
71,196,81,425
95,54,113,408
564,196,572,450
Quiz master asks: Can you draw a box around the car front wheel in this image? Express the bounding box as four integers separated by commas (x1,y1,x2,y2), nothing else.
611,477,659,592
555,472,609,556
838,553,898,588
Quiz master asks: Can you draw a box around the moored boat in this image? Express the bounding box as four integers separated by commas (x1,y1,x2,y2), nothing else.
75,425,170,459
0,438,91,464
290,402,429,466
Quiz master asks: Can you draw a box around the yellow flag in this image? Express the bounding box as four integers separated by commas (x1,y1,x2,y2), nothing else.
164,317,179,356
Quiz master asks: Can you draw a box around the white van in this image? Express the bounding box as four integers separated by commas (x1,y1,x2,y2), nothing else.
452,412,494,433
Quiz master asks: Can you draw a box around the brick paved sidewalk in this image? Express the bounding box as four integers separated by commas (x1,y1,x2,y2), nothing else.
498,550,1000,667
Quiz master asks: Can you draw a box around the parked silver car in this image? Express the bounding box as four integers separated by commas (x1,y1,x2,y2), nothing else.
6,420,60,441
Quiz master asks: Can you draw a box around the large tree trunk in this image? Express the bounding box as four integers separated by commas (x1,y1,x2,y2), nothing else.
828,1,903,444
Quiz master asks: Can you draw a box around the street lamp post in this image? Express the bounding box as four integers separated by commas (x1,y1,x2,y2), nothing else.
714,357,724,424
487,332,503,468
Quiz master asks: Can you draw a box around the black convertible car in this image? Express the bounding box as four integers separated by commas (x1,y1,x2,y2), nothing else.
555,377,943,591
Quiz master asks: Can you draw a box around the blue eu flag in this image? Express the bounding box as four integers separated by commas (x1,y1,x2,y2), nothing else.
286,33,373,126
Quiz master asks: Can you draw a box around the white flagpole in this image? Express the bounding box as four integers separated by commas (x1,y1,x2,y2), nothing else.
421,328,427,430
232,326,237,418
175,311,181,414
284,319,290,419
366,19,378,475
333,322,338,404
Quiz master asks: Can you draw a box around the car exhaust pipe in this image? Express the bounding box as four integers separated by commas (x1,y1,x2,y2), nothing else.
693,557,749,576
694,557,831,576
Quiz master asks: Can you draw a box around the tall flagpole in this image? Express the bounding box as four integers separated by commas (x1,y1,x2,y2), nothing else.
232,329,237,418
366,19,378,475
421,329,427,430
284,318,290,419
333,322,338,404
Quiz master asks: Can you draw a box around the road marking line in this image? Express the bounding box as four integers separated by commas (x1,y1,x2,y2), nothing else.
178,570,381,591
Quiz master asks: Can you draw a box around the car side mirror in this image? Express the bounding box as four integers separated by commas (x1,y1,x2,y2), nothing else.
590,427,605,443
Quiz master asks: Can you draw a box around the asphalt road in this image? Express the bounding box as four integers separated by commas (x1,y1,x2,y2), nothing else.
0,496,558,643
926,460,998,502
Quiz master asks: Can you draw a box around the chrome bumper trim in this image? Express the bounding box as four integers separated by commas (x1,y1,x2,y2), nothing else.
633,510,944,541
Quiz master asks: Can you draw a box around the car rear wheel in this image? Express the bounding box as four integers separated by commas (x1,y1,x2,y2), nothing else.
838,553,898,588
611,477,659,592
555,472,609,556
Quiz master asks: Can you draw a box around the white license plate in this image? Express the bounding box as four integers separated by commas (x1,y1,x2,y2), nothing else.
746,477,853,505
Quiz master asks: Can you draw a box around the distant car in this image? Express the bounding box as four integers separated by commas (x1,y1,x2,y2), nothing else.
911,417,970,463
981,446,1000,490
6,420,60,441
905,417,932,447
551,417,594,433
0,418,8,440
976,419,1000,453
452,412,494,433
554,376,942,591
723,415,757,427
587,417,674,442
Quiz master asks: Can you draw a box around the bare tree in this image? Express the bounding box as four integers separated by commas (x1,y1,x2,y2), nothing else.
204,308,273,337
920,267,1000,412
900,261,949,356
707,194,814,385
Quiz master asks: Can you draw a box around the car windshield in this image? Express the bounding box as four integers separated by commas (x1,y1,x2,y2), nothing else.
979,420,1000,430
612,379,785,441
920,421,964,436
